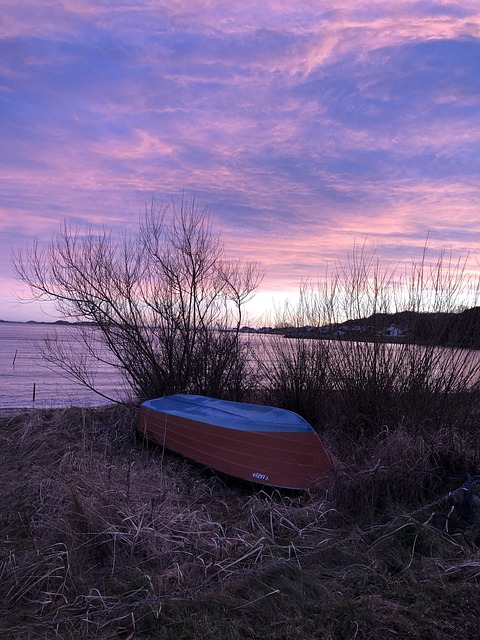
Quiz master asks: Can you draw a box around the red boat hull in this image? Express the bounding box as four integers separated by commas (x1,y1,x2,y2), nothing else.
137,405,339,490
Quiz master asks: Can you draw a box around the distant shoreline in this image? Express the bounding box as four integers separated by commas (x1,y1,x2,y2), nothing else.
0,319,95,326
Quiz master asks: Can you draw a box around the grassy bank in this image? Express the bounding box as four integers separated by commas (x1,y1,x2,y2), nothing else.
1,405,480,639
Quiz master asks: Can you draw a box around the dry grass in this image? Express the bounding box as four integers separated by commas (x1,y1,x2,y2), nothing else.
1,405,480,639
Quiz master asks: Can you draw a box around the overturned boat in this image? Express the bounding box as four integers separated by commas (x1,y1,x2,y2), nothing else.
137,394,341,490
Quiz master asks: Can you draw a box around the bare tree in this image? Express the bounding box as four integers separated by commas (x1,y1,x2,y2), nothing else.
13,197,263,402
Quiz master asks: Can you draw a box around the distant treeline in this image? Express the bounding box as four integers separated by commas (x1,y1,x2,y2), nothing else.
282,306,480,349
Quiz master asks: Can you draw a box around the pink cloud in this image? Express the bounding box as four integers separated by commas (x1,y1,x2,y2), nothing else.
3,1,480,322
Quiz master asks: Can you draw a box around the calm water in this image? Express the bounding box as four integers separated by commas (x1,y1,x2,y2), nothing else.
0,323,127,408
0,323,265,409
4,322,480,410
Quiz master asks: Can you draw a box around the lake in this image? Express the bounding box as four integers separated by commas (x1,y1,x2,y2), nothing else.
0,323,268,409
3,322,480,410
0,323,127,408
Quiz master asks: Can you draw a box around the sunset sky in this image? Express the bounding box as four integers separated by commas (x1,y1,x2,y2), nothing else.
2,1,480,323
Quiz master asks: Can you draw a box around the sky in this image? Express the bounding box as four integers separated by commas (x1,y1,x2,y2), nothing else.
2,1,480,323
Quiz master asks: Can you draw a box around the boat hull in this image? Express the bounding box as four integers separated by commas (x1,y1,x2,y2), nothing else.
137,400,339,490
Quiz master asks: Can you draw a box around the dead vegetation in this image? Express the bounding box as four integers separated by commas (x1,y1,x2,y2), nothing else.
1,405,480,639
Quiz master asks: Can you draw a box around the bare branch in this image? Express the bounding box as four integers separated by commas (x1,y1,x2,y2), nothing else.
13,197,263,402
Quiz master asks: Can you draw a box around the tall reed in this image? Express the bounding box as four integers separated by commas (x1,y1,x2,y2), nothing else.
258,244,480,440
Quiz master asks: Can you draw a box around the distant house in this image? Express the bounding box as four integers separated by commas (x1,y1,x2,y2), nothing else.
240,326,256,333
385,324,405,337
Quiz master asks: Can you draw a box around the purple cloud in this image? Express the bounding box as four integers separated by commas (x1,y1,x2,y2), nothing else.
2,1,480,321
